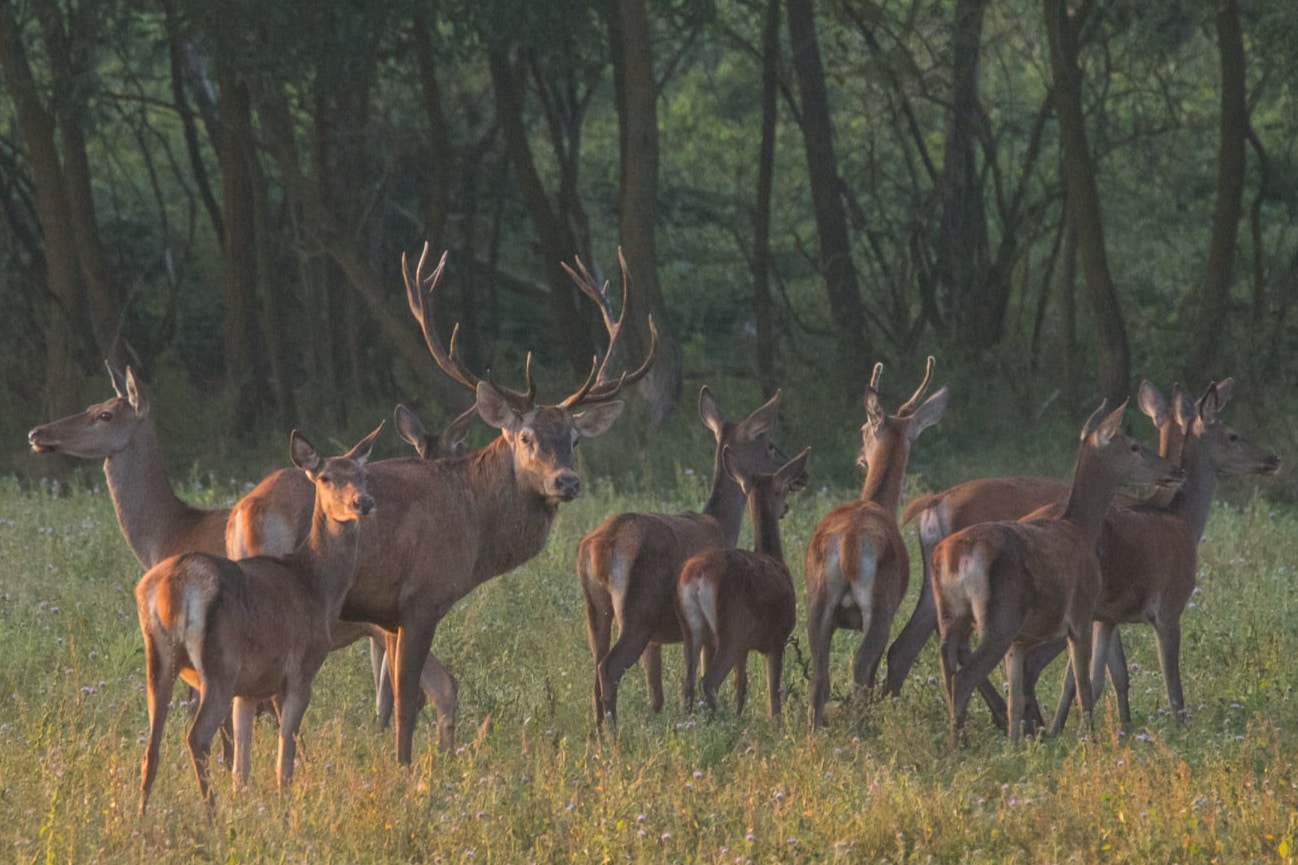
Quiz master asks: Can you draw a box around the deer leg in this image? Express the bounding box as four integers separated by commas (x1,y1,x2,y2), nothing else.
186,682,232,814
642,644,665,713
1005,644,1028,744
852,608,891,710
231,696,257,789
951,627,1014,746
1048,660,1077,738
885,542,938,697
1022,638,1065,735
680,627,700,712
371,635,393,728
766,646,785,721
139,639,174,816
1106,628,1131,725
733,654,748,717
583,589,614,727
1066,625,1096,737
596,625,655,727
806,598,835,729
701,643,739,714
394,624,439,764
1154,619,1186,721
275,679,313,790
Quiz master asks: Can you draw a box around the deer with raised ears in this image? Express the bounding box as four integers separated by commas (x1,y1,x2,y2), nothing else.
932,401,1185,745
883,379,1193,726
1040,380,1280,734
226,401,478,729
235,244,651,765
27,363,230,567
677,447,811,719
577,385,802,727
804,357,948,729
136,423,382,815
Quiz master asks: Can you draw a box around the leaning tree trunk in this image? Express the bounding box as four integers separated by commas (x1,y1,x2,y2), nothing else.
1043,0,1129,404
785,0,868,390
1193,0,1247,381
609,0,682,424
0,0,89,417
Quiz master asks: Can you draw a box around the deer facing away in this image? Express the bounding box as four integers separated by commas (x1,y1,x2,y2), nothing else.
932,400,1184,745
135,423,382,814
577,386,804,726
677,446,811,719
804,358,948,729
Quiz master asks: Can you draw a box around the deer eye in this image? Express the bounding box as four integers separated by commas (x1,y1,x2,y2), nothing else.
98,411,113,422
519,430,534,448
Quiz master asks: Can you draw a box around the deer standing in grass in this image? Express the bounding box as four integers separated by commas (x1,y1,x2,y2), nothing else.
677,447,811,719
231,246,654,763
1037,381,1279,733
932,401,1184,745
577,386,802,726
136,424,381,815
804,358,947,729
228,401,477,729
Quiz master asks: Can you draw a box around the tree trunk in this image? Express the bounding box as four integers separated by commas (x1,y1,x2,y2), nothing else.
0,0,88,417
412,12,453,253
1043,0,1129,404
785,0,868,389
488,47,591,376
609,0,682,424
752,0,782,400
938,0,993,348
1193,0,1247,380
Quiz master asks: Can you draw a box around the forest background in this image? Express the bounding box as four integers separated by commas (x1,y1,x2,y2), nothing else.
2,0,1297,495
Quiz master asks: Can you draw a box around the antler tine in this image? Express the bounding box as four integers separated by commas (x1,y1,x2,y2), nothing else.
898,355,936,416
868,362,883,393
402,245,478,393
558,247,658,408
485,352,538,412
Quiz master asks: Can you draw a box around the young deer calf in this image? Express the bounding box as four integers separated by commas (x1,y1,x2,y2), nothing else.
677,447,811,719
932,401,1183,745
135,424,382,814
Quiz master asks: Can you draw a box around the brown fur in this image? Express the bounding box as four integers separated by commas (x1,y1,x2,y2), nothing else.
805,359,948,729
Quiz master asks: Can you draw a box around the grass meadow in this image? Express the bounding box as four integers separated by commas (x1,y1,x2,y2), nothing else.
1,453,1297,864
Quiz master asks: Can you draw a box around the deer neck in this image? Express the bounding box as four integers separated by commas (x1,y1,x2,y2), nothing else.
302,501,363,621
1149,422,1187,508
1060,445,1121,547
101,419,198,568
860,450,906,513
1166,433,1216,544
702,457,747,546
463,436,561,579
748,491,785,565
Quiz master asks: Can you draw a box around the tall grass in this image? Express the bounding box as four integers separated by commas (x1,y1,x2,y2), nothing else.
0,457,1295,863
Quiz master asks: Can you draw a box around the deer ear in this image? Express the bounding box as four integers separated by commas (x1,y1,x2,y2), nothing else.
905,386,948,441
1172,384,1197,432
720,445,747,491
698,386,727,441
345,422,385,466
775,447,811,495
574,401,624,438
124,367,150,419
1079,399,1110,441
1211,377,1234,411
394,404,436,459
1137,381,1168,428
1092,398,1129,446
738,389,782,440
475,381,522,431
1198,378,1233,424
106,361,128,399
290,430,323,474
441,406,478,454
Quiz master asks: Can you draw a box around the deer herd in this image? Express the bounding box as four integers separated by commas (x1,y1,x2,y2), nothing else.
26,245,1282,815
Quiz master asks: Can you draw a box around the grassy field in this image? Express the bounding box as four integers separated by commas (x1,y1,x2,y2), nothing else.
1,458,1296,864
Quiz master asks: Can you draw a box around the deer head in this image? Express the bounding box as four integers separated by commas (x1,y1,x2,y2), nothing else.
289,423,382,523
402,245,657,503
28,362,151,458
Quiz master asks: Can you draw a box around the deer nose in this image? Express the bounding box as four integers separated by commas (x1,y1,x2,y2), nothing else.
1158,466,1187,488
1261,455,1282,476
355,494,376,516
553,471,581,502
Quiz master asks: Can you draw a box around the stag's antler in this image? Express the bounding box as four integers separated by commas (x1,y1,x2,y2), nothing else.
558,248,658,409
897,356,936,416
404,244,537,410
